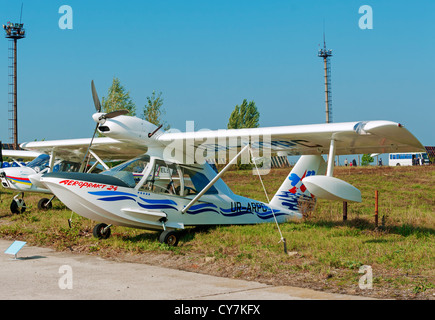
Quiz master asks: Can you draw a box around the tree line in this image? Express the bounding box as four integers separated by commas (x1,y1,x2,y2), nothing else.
103,77,260,131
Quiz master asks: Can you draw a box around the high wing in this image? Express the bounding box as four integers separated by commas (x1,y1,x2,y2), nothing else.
20,137,146,163
1,149,41,160
156,120,424,158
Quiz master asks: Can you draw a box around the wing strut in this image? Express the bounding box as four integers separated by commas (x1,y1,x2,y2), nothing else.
326,138,336,177
181,144,250,214
48,149,56,173
89,150,110,171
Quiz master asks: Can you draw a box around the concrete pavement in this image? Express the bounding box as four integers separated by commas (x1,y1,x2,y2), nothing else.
0,239,372,300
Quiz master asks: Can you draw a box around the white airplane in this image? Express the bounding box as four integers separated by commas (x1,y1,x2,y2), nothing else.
20,82,424,246
1,150,62,213
0,135,147,214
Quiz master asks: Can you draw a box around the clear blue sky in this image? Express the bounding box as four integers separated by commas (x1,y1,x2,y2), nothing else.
1,0,434,149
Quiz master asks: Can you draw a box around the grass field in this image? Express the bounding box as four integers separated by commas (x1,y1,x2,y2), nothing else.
0,165,434,299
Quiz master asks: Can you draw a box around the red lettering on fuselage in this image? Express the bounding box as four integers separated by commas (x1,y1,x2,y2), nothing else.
59,179,107,189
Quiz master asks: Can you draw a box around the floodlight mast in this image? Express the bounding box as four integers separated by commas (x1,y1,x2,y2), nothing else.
3,22,26,150
318,33,332,124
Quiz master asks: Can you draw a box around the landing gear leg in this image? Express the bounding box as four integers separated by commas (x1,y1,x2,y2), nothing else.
10,193,26,214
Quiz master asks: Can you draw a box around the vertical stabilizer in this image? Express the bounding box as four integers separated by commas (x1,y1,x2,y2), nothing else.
269,155,326,213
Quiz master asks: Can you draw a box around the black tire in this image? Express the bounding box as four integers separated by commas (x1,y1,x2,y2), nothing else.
93,223,111,239
10,199,26,214
159,230,179,246
38,198,53,210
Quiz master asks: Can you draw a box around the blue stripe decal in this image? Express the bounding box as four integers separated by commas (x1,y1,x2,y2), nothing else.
137,203,178,210
187,208,220,215
89,191,178,211
96,196,137,202
89,191,138,197
139,197,177,205
88,190,290,220
189,203,218,210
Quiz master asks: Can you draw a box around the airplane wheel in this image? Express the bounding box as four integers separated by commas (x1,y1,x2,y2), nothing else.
159,230,179,247
93,223,111,239
38,198,53,210
10,199,26,214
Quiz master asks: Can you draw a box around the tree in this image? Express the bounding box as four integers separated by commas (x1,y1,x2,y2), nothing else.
361,154,374,166
143,90,169,130
101,77,136,116
226,99,260,170
227,99,260,129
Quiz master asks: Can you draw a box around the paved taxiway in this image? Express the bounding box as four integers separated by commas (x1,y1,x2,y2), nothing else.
0,240,372,300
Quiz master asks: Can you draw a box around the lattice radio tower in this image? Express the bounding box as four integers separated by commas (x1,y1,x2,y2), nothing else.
318,32,332,123
3,7,26,149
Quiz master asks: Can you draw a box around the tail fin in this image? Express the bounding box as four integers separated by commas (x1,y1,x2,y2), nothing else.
269,155,326,213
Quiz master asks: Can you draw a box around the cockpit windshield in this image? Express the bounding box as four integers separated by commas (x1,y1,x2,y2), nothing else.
26,154,50,172
101,155,151,187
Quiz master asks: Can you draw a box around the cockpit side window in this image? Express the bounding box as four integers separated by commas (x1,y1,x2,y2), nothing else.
55,161,81,173
182,167,218,195
26,154,50,173
141,160,181,195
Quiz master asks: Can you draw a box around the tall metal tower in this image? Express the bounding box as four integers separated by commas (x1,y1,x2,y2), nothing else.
3,21,26,149
318,33,332,123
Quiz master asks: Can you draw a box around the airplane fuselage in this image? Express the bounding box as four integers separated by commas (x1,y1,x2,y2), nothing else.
41,171,300,231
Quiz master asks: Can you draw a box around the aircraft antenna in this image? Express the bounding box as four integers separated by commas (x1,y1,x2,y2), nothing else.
318,27,333,123
3,12,26,149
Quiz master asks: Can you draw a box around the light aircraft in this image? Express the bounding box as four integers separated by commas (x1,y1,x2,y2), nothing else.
1,150,63,213
22,82,424,246
0,136,146,214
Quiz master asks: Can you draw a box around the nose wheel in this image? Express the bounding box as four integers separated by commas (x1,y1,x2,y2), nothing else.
10,193,26,214
93,223,112,239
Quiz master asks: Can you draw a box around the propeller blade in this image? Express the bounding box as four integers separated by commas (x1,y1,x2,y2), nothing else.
91,80,102,113
103,109,129,119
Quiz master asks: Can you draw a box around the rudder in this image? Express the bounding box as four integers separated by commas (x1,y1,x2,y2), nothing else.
269,155,326,213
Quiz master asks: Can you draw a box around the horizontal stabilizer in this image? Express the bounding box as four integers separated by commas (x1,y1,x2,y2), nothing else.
302,176,362,203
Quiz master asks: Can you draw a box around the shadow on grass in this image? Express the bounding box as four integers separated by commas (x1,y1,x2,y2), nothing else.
120,232,159,243
0,212,11,219
304,217,435,238
119,225,219,245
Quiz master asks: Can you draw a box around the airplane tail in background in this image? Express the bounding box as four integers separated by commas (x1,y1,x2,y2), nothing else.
269,155,326,213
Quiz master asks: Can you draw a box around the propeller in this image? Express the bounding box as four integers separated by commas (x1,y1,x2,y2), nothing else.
91,80,101,112
94,109,129,124
80,81,128,172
